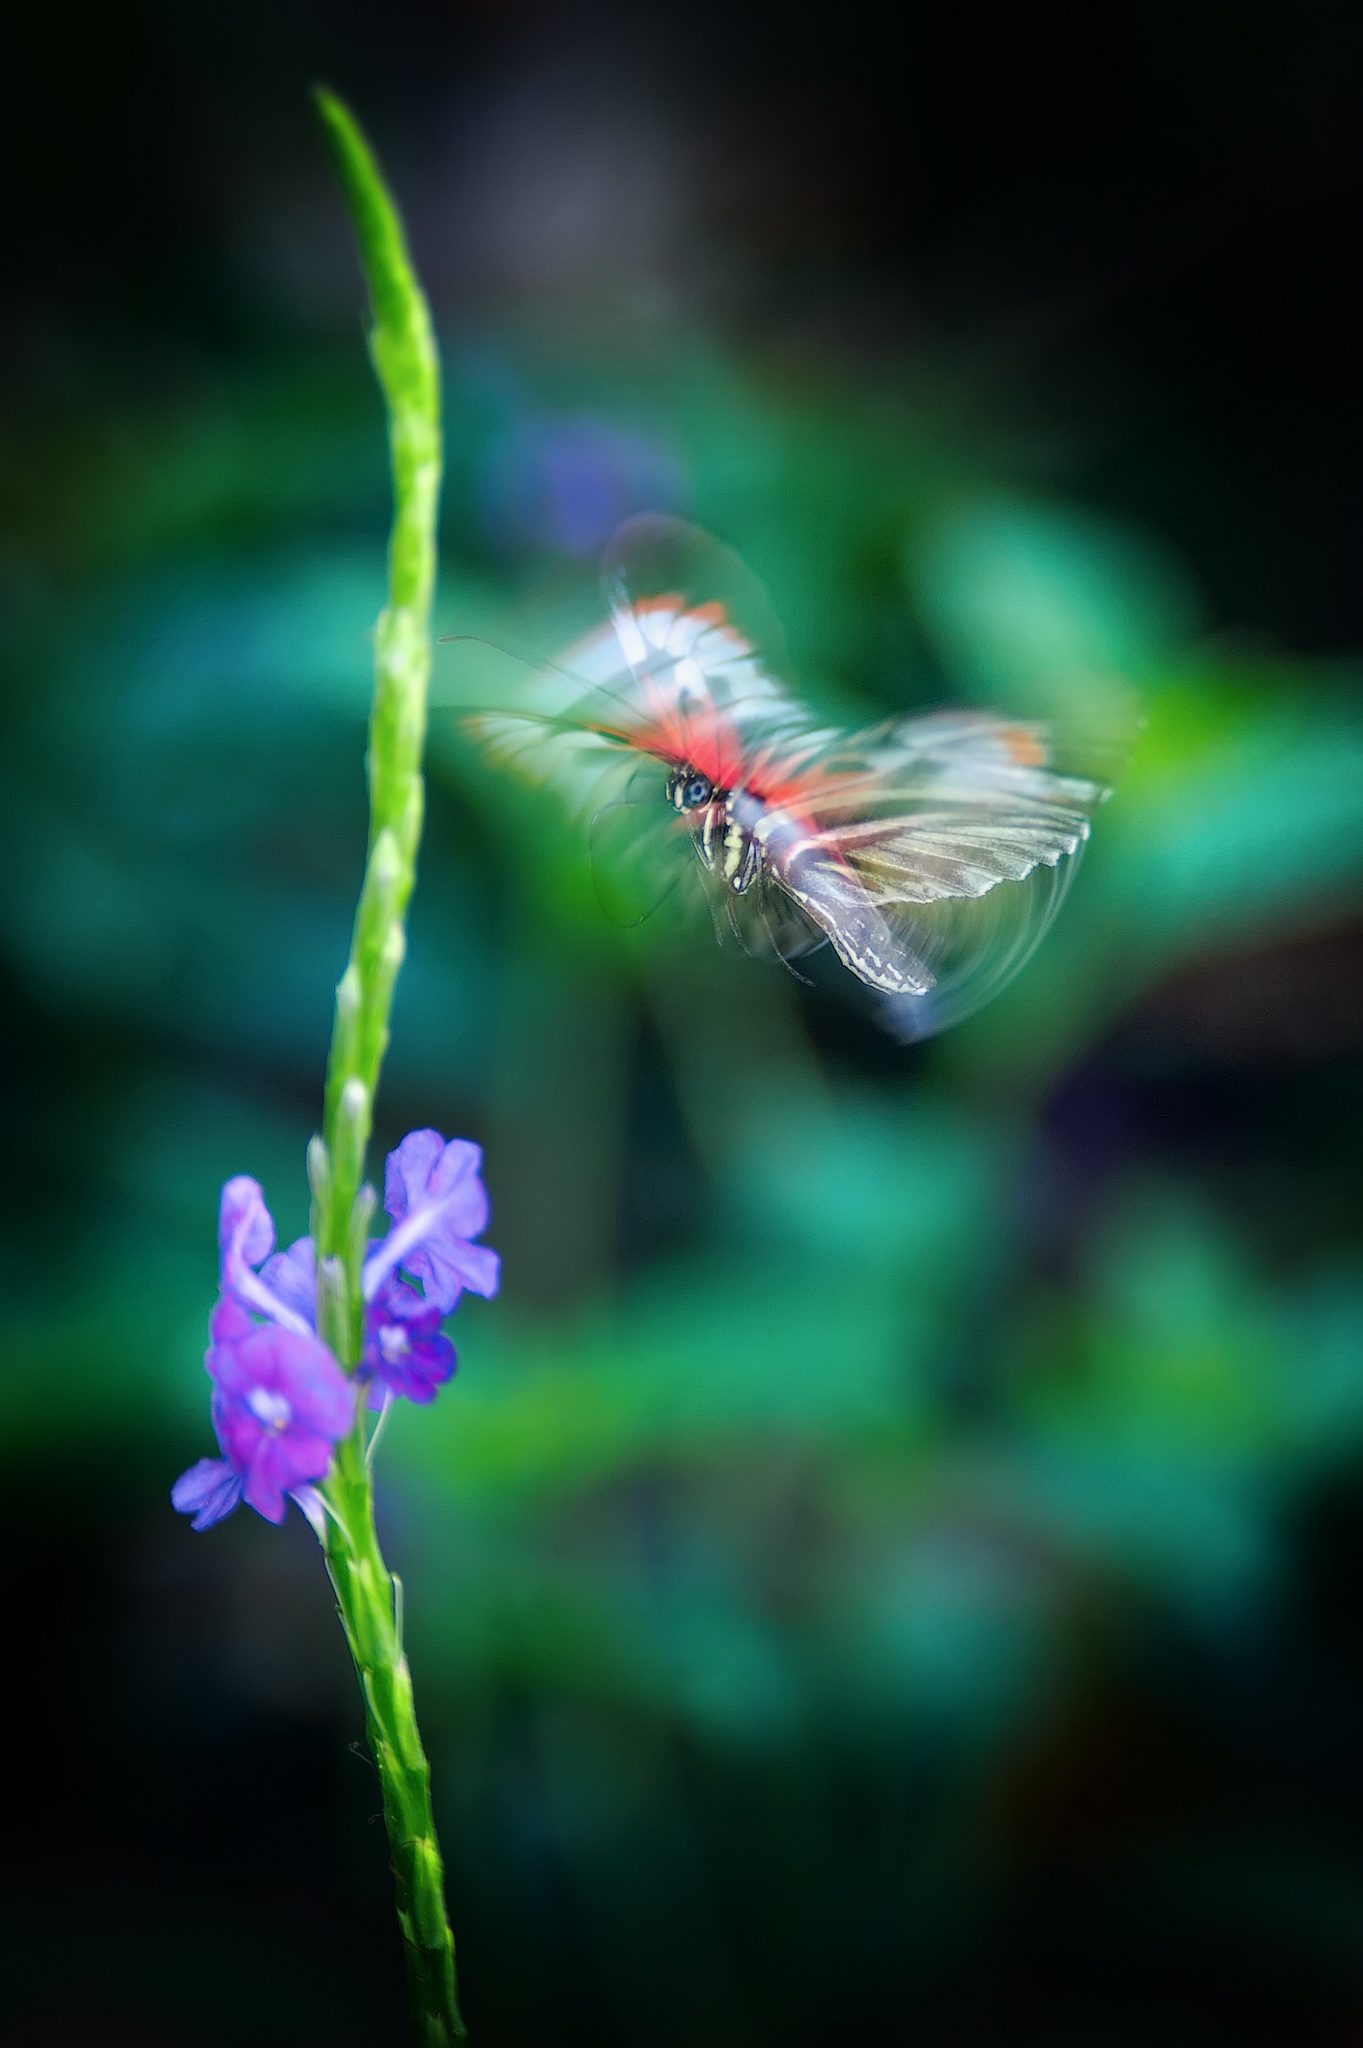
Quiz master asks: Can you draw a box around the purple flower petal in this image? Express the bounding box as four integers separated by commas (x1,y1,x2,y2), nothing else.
244,1430,332,1524
258,1237,318,1326
209,1295,255,1349
363,1275,458,1404
433,1240,500,1300
207,1334,256,1402
219,1178,313,1336
220,1176,275,1268
289,1486,328,1540
386,1132,490,1239
171,1457,243,1531
242,1434,295,1524
285,1353,360,1438
365,1129,500,1313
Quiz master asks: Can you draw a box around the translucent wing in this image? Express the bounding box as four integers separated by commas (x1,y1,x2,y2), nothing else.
462,703,645,827
585,772,697,930
465,515,806,821
876,863,1081,1040
601,512,794,735
708,864,831,975
767,845,1082,1034
747,709,1114,1032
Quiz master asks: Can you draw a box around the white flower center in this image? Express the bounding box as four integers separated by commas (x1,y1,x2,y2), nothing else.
247,1387,293,1430
378,1325,410,1365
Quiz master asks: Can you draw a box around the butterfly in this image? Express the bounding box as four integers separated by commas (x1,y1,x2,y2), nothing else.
465,515,1117,1038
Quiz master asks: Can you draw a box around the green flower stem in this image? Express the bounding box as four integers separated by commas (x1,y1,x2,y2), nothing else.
308,90,463,2044
325,1442,463,2045
312,83,441,1358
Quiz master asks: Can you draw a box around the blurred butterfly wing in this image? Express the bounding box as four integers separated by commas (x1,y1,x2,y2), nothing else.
812,801,1096,902
763,826,1082,1029
462,707,645,826
755,707,1112,1031
794,709,1112,821
602,513,790,704
599,514,806,783
718,869,829,969
462,707,693,931
586,773,697,929
761,842,938,993
466,516,808,822
874,859,1079,1041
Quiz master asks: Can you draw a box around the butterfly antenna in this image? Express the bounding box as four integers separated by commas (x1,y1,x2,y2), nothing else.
434,632,646,729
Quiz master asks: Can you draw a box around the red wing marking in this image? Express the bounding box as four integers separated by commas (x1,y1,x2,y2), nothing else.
628,698,746,787
740,741,858,822
1002,725,1048,766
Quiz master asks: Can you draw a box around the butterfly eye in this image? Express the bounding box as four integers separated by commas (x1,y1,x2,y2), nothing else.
666,767,714,810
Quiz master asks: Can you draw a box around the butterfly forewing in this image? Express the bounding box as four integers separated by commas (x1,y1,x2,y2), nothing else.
465,515,801,823
463,706,645,826
602,514,790,705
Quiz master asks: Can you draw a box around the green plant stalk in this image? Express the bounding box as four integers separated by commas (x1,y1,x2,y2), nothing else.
325,1445,462,2046
308,89,463,2044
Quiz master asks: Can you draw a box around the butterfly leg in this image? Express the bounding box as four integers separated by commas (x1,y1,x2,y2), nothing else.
724,886,745,949
758,887,815,987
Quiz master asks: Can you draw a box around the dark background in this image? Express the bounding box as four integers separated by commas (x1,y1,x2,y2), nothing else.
4,3,1363,2044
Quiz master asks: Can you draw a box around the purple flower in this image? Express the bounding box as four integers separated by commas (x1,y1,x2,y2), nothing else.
174,1129,498,1530
362,1275,457,1406
173,1299,356,1530
366,1130,500,1312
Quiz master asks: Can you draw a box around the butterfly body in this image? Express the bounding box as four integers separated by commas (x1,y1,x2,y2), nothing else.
666,762,765,895
467,515,1122,1036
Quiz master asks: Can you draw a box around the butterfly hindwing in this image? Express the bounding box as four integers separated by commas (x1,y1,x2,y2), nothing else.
746,708,1110,1013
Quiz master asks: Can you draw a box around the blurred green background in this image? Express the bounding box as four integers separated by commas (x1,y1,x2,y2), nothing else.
4,4,1363,2043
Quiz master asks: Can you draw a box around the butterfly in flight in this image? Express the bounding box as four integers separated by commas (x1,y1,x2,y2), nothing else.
466,515,1117,1038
